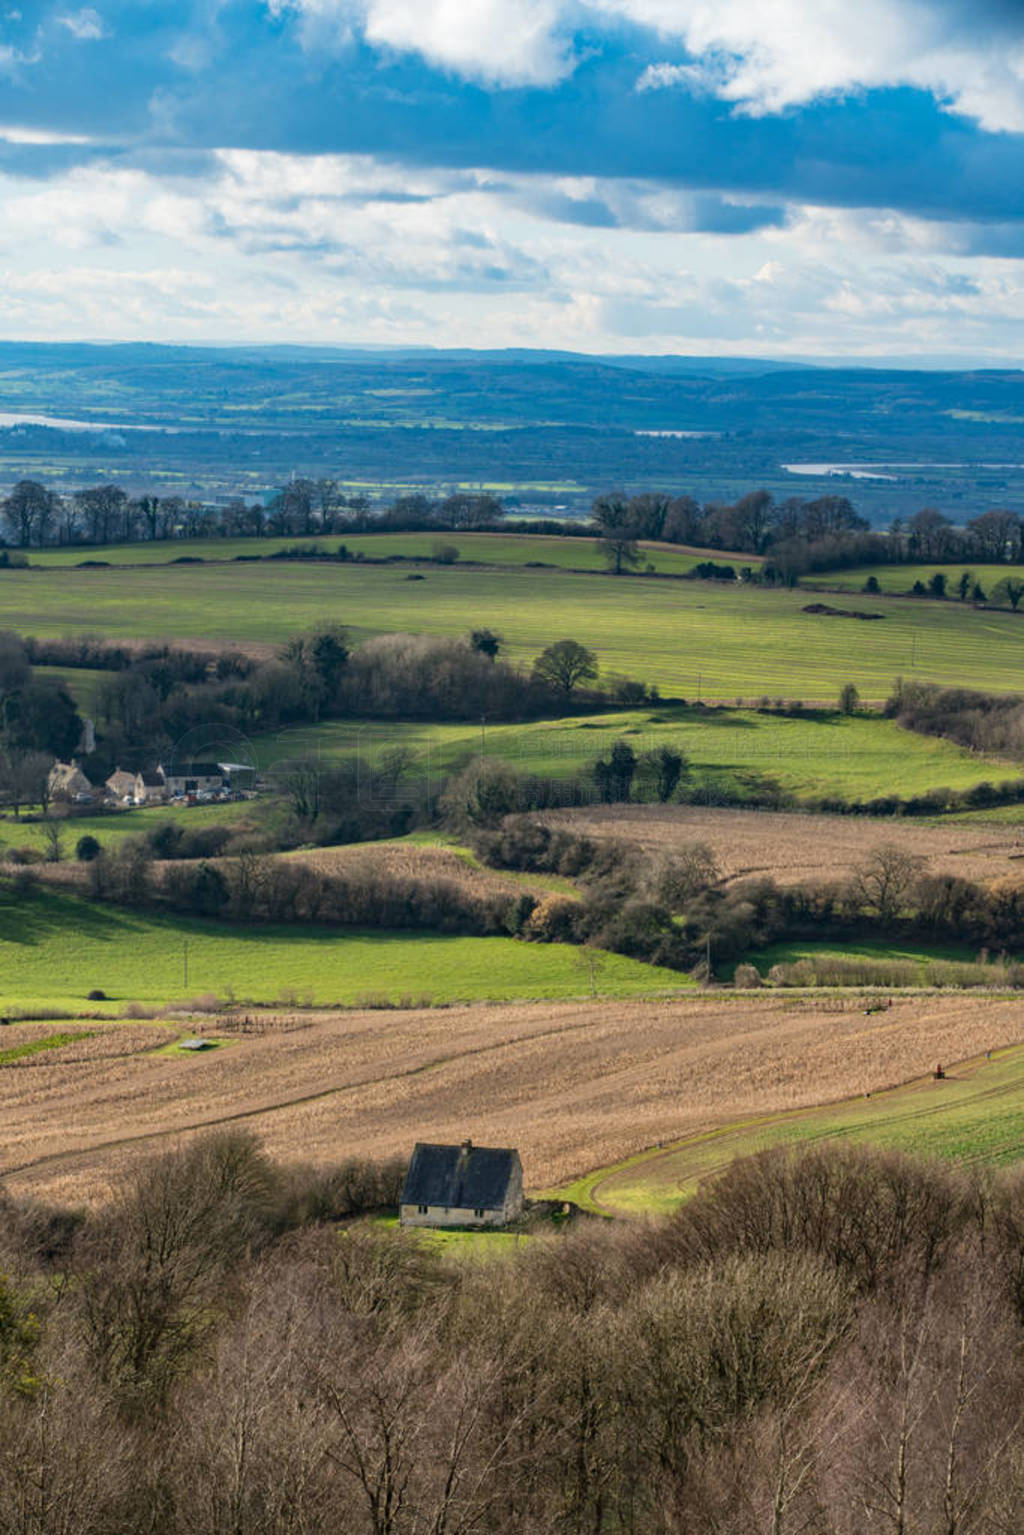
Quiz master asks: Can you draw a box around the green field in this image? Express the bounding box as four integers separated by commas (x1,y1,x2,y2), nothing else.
255,704,1014,803
35,665,108,715
819,562,1024,598
6,558,1024,699
744,938,984,977
549,1044,1024,1217
27,531,727,577
0,887,689,1012
0,799,269,859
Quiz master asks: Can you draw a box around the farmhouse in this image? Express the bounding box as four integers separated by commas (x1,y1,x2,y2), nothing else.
49,760,96,802
105,767,169,805
400,1140,524,1229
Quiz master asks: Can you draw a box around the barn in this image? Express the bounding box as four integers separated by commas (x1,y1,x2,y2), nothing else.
399,1140,524,1229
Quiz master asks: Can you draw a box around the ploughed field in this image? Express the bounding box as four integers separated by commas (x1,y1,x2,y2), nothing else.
542,803,1024,887
5,556,1024,697
4,991,1024,1209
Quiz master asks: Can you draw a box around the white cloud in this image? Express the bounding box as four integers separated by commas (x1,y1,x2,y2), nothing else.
276,0,573,86
57,8,107,41
0,123,92,144
1,149,1024,359
600,0,1024,132
279,0,1024,131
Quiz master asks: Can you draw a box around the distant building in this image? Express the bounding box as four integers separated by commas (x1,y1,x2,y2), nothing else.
49,760,95,802
399,1140,524,1229
105,767,138,802
136,770,167,804
159,762,225,796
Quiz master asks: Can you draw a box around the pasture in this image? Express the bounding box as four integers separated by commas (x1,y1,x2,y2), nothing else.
27,531,728,577
4,556,1024,698
575,1042,1024,1217
255,704,1015,804
0,886,683,1014
4,990,1023,1209
819,562,1024,597
0,799,266,859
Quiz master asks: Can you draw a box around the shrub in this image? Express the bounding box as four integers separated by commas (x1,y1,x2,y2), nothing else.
732,962,762,988
86,988,107,1001
75,834,101,862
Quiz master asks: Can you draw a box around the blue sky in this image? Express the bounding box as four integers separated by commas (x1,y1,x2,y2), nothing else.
3,0,1024,358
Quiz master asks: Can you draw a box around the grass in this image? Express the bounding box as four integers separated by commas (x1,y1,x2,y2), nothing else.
818,562,1024,598
0,799,271,858
0,1030,87,1064
0,886,689,1011
5,557,1024,698
370,1214,530,1261
27,531,736,577
558,1043,1024,1217
744,938,984,978
35,665,108,715
253,704,1015,803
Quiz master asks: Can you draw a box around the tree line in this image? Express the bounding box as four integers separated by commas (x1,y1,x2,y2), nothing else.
7,473,1024,582
4,1131,1024,1531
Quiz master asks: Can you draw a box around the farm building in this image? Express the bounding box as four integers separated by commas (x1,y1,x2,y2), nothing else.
400,1140,524,1229
159,762,225,796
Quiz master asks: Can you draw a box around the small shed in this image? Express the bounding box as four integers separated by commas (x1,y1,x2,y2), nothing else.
400,1140,524,1229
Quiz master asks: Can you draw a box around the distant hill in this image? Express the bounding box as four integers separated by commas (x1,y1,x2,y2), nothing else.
0,341,1021,518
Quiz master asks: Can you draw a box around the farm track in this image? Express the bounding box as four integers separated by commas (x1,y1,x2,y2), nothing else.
5,991,1024,1208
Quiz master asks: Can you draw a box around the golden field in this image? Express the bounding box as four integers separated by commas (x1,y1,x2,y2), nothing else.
5,992,1024,1208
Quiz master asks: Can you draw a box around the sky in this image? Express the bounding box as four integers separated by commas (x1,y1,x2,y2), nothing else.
3,1,1024,359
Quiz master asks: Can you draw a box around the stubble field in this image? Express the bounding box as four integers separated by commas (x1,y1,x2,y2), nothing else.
4,990,1024,1209
542,803,1024,886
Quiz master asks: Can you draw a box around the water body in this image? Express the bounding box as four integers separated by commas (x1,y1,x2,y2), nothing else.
0,410,149,431
785,460,1024,478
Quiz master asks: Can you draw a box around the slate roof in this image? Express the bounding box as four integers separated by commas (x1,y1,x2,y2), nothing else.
162,762,223,779
401,1141,519,1211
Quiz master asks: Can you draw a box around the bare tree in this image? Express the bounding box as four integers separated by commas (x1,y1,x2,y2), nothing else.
850,844,926,923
